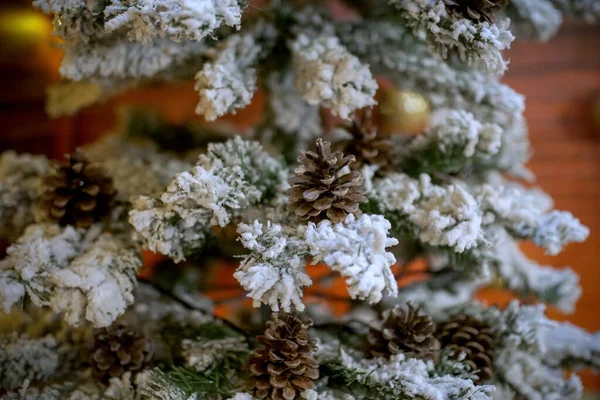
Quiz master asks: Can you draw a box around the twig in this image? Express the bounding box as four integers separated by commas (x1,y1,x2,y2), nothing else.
137,279,250,340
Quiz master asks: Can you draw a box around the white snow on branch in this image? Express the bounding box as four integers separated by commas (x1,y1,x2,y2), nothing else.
0,334,62,391
552,0,600,22
389,0,514,76
0,224,141,327
410,184,483,253
515,211,589,255
411,110,502,160
60,37,209,82
305,214,399,303
541,322,600,370
104,0,245,43
493,232,581,313
195,26,271,121
130,137,286,261
291,34,377,119
263,70,323,155
504,0,563,41
0,151,50,241
326,350,494,399
235,221,311,312
495,350,583,400
371,172,422,215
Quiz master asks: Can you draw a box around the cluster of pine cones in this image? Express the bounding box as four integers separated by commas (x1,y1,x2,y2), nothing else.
365,304,496,384
244,306,496,400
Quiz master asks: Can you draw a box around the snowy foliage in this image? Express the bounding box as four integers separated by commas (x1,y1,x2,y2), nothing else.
371,173,484,252
389,0,514,76
195,28,268,121
0,334,63,390
235,221,311,312
4,372,142,400
405,110,502,174
130,137,286,261
0,224,141,327
410,183,483,253
504,0,563,41
182,337,248,372
104,0,245,43
322,350,493,400
492,233,581,313
552,0,600,22
305,214,398,303
291,34,377,119
87,135,193,200
542,321,600,370
0,151,49,241
514,211,589,255
60,37,210,82
6,0,600,397
262,71,323,156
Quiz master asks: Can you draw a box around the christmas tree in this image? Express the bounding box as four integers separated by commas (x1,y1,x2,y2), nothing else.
1,1,600,399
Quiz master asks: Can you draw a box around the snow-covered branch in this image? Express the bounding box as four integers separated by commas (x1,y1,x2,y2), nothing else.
235,221,311,312
0,224,141,327
129,137,286,261
0,151,49,241
195,24,274,120
305,214,399,303
388,0,514,76
104,0,246,43
291,33,377,119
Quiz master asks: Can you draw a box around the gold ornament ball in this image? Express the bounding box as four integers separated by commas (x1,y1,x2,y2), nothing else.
379,88,430,135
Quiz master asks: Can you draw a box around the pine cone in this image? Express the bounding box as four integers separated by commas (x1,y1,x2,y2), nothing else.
335,108,395,171
436,315,496,383
443,0,509,23
365,303,440,359
288,138,367,224
247,314,319,400
90,323,153,380
42,151,116,228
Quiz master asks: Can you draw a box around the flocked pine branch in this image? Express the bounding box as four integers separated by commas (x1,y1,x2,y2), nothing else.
129,137,286,261
104,0,247,43
388,0,515,76
0,224,141,327
1,0,599,398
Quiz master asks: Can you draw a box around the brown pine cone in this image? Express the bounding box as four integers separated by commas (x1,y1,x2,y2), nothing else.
443,0,509,23
366,303,440,360
90,323,153,380
42,151,116,228
288,138,367,224
436,315,496,383
335,108,395,171
247,314,319,400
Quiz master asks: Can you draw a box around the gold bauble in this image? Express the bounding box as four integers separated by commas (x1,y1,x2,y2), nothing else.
379,88,429,135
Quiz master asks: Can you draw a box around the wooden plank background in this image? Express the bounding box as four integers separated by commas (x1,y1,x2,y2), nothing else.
0,4,599,390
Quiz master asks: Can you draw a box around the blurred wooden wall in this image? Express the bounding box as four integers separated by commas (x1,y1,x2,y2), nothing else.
0,3,599,390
